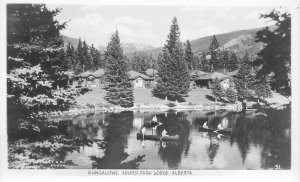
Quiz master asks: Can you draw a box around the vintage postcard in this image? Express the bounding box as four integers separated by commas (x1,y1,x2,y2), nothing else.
0,0,299,181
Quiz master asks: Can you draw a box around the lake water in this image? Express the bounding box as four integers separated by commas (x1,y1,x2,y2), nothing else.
47,108,290,170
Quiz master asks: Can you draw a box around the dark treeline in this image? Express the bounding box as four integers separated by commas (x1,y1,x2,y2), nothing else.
64,39,104,74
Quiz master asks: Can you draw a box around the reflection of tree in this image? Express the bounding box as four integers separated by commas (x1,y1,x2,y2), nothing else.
89,111,145,169
259,107,291,169
157,112,191,169
232,116,250,163
206,134,219,164
227,106,291,169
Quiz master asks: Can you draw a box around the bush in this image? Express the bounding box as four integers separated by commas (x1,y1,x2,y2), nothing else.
166,102,177,108
225,88,238,103
86,103,95,109
145,82,155,89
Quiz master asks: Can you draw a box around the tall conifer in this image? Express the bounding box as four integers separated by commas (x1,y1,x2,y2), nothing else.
104,31,134,107
184,40,194,70
153,17,190,102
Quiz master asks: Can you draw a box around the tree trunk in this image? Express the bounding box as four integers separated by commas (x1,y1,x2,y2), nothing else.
242,99,247,113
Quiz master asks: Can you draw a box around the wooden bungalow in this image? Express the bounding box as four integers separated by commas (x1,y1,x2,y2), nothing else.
73,69,105,87
194,72,230,89
128,70,154,89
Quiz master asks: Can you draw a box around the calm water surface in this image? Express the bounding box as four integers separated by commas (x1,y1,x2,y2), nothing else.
51,109,290,169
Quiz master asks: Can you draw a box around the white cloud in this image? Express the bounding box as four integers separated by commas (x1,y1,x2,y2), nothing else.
62,13,158,47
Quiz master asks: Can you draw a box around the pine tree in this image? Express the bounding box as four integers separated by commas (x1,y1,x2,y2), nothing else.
130,52,151,73
225,79,238,103
252,81,272,103
184,40,194,70
152,17,190,102
65,42,75,71
254,9,291,96
228,51,238,72
208,35,219,72
7,4,80,121
211,78,225,102
82,40,93,71
74,38,84,74
220,49,230,73
233,53,256,102
104,30,134,107
90,44,102,71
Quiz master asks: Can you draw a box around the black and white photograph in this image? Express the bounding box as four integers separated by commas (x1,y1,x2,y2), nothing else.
0,0,299,181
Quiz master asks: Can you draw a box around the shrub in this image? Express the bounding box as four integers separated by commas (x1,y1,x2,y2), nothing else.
225,88,238,103
145,82,155,89
166,102,177,108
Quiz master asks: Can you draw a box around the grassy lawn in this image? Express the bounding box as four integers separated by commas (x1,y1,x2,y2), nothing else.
76,87,215,105
76,87,289,107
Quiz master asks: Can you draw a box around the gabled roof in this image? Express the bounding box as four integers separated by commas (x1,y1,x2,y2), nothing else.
75,69,104,78
128,70,153,80
145,69,158,77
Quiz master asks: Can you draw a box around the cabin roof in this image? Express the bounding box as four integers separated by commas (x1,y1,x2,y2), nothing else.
128,70,153,80
75,69,104,78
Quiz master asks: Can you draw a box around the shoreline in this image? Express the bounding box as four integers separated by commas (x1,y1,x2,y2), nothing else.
44,103,244,117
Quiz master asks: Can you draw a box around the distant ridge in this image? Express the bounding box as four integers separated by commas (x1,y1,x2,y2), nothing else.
62,35,155,54
62,25,276,58
125,25,276,59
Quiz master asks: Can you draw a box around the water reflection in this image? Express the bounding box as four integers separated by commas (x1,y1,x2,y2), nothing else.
89,111,145,169
15,107,290,169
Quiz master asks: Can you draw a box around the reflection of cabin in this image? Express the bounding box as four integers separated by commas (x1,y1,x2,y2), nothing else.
193,72,230,89
128,70,154,89
73,69,105,87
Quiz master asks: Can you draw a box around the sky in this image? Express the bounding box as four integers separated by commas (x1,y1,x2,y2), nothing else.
47,5,281,48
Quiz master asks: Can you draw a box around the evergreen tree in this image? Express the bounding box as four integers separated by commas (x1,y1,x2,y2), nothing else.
228,51,238,72
74,38,84,74
7,4,80,121
211,78,225,102
65,42,75,71
233,53,256,102
254,9,291,96
90,44,102,71
225,79,238,103
104,30,134,107
184,40,194,70
82,40,93,71
208,35,219,72
252,81,272,103
130,52,151,73
152,17,190,102
220,49,230,73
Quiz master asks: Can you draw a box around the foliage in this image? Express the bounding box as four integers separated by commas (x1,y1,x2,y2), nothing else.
208,35,220,72
152,17,190,102
252,81,273,102
166,102,177,108
130,52,152,73
184,40,194,70
233,53,256,101
228,51,239,72
224,79,238,103
7,4,81,122
103,31,134,107
254,9,291,96
144,82,155,89
211,78,225,102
